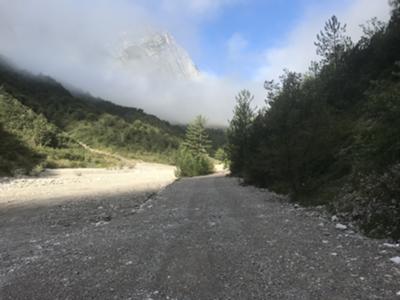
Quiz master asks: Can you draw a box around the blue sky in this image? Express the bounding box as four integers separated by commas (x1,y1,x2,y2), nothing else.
167,0,390,79
198,0,317,75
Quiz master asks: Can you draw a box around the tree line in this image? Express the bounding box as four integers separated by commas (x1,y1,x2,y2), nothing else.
227,1,400,239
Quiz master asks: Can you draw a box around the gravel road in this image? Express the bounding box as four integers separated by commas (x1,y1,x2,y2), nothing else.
1,174,399,299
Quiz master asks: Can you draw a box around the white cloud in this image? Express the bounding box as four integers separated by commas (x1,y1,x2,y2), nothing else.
0,0,393,126
254,0,391,81
0,0,243,126
159,0,240,16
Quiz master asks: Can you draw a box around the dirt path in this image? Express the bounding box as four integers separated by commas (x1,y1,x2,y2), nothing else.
77,142,136,167
1,174,399,299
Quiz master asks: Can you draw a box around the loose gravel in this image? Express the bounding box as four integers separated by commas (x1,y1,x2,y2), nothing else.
0,174,399,299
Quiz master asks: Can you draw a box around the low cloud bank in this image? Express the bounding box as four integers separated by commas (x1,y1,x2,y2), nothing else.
0,0,391,125
0,0,243,125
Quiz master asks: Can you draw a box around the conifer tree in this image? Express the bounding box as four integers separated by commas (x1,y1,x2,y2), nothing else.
227,90,255,175
183,115,211,156
176,115,213,177
315,15,352,67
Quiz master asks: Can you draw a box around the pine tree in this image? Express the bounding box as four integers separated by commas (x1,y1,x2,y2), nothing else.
227,90,255,175
183,115,211,156
176,115,213,177
315,15,352,67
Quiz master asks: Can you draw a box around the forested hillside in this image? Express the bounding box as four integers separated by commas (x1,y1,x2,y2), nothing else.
228,1,400,239
0,88,123,175
0,56,227,176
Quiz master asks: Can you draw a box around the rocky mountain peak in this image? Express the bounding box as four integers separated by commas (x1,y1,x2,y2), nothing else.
117,31,200,80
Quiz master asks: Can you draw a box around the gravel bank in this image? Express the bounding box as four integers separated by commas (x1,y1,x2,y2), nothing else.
0,163,176,206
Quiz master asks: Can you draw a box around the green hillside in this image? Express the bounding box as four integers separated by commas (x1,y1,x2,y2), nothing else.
0,88,123,176
0,57,227,176
0,58,186,175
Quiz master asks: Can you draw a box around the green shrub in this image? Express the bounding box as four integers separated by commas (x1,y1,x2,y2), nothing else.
175,116,214,177
214,147,229,168
175,146,213,177
0,124,45,176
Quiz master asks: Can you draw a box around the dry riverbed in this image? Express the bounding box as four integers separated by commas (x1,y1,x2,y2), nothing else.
0,163,176,206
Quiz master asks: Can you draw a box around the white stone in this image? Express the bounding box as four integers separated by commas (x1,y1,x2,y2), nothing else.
390,256,400,264
335,223,347,230
383,242,400,248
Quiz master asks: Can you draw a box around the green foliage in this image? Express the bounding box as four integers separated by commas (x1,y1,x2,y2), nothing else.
0,58,186,175
315,15,352,67
215,147,227,161
175,146,213,177
0,88,120,174
0,89,60,148
176,116,213,177
68,114,180,160
227,89,255,176
0,123,45,176
228,12,400,239
183,116,211,156
0,57,226,175
243,72,339,196
354,81,400,169
334,165,400,239
214,147,229,168
206,127,227,156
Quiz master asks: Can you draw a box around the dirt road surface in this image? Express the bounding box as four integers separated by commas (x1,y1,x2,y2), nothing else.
1,173,399,299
